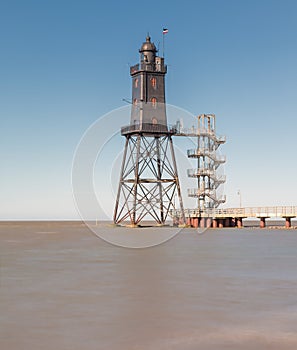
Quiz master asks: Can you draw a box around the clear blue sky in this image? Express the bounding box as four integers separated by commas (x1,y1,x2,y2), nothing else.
1,0,297,219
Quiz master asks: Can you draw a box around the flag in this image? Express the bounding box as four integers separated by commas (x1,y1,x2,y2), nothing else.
163,28,168,34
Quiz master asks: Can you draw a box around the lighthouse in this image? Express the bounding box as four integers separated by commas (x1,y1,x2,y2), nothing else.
130,35,167,128
113,35,185,226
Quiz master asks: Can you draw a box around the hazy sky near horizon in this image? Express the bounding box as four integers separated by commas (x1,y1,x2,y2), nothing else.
1,0,297,219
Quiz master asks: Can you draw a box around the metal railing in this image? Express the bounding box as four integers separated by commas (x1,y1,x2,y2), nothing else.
187,149,226,163
130,63,167,74
187,169,226,183
121,123,176,136
215,206,297,218
170,206,297,218
175,127,226,143
187,169,215,177
187,188,226,203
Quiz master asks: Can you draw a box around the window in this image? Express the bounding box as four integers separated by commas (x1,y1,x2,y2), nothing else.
152,117,158,125
151,97,157,108
133,98,137,106
151,77,157,88
134,78,138,88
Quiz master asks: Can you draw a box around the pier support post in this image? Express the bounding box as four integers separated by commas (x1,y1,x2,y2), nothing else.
259,217,266,228
186,217,191,227
224,217,231,227
237,217,243,228
285,217,291,229
200,218,205,229
193,217,199,228
212,219,218,228
206,217,212,228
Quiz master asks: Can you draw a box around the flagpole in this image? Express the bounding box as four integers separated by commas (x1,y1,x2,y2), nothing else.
162,28,168,58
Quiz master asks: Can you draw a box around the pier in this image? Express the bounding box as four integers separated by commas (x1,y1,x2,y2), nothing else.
171,206,297,228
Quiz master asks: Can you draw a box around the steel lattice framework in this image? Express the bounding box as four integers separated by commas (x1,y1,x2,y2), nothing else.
114,133,185,225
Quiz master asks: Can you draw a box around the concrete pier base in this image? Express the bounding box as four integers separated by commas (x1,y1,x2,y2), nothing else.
237,217,243,228
125,224,139,228
259,217,266,228
285,217,291,229
224,218,231,227
206,217,212,228
200,218,205,229
183,216,247,229
193,217,199,228
178,217,185,226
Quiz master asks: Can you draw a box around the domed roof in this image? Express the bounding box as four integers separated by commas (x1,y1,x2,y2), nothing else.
139,36,157,53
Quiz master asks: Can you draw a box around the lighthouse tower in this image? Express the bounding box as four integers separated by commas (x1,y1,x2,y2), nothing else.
113,35,185,226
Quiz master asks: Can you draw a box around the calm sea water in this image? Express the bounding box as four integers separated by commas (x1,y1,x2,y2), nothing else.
1,222,297,349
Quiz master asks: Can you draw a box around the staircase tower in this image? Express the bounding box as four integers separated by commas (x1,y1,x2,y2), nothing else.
187,114,226,212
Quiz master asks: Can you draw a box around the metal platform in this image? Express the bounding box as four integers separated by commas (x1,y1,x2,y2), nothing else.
121,123,176,136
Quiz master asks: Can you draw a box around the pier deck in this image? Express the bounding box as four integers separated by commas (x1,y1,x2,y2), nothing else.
171,206,297,228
